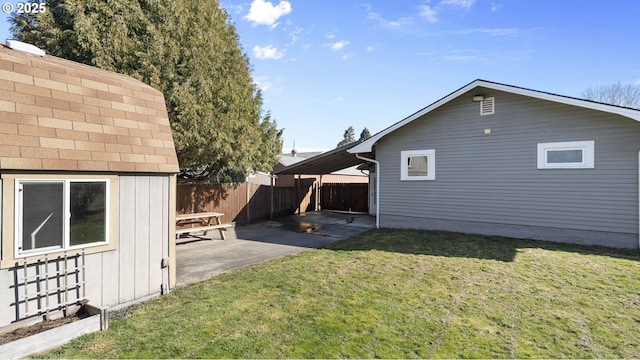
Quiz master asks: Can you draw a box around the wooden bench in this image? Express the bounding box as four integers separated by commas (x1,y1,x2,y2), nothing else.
176,212,231,240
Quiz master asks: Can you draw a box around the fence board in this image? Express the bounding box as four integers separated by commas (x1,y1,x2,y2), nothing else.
176,179,316,224
321,183,368,213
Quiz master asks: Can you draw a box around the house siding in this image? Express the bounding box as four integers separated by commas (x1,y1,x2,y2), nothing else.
0,175,171,328
376,88,640,248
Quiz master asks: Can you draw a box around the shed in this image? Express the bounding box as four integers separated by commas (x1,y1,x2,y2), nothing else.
0,41,180,329
348,79,640,249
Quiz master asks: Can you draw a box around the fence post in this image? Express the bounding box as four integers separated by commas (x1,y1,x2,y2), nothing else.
318,175,322,211
296,175,300,215
270,176,274,219
245,182,250,224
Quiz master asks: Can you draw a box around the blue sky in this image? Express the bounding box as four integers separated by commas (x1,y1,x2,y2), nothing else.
2,1,639,152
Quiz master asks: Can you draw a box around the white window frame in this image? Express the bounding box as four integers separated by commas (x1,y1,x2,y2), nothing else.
15,178,110,258
537,141,594,169
401,149,435,181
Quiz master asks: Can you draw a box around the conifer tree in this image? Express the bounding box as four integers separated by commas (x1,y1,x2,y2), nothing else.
337,126,356,147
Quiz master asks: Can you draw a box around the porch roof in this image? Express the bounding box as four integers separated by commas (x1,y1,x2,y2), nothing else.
273,141,370,175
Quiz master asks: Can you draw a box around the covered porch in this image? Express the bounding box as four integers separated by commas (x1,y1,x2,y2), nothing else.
273,142,378,220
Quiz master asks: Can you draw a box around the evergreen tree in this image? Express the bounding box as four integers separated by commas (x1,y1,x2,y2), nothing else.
11,0,282,181
337,126,356,147
359,127,371,141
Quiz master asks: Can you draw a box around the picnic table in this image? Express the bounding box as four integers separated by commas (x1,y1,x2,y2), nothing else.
175,212,231,240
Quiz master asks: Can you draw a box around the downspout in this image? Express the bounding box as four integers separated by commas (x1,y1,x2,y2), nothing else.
355,154,380,229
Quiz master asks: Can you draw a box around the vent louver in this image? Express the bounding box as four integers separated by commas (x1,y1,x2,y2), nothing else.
480,97,495,115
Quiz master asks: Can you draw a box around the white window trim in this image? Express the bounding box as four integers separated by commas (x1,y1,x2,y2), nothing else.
537,140,594,169
15,178,110,258
401,149,435,181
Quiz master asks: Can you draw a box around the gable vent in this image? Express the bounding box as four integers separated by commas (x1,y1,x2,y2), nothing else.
480,97,495,115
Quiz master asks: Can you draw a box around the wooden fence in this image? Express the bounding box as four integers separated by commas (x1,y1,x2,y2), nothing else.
176,179,316,224
321,183,369,213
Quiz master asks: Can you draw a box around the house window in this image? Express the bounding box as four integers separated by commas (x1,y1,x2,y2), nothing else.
16,179,109,256
401,150,435,180
537,141,594,169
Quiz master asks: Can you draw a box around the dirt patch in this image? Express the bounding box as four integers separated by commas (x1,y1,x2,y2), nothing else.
0,316,78,345
0,306,93,346
0,304,138,346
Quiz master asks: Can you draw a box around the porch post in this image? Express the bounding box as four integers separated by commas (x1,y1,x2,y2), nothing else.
296,174,301,215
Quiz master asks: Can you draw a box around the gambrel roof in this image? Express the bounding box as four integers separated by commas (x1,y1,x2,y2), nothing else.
349,79,640,154
0,42,179,173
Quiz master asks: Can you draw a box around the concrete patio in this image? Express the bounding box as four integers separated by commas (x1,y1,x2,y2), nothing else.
175,211,375,287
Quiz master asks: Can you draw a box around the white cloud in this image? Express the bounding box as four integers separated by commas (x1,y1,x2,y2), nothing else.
254,76,273,92
253,45,285,60
288,27,303,45
244,0,292,27
255,75,283,94
328,40,349,51
366,45,375,52
456,28,521,36
438,48,532,63
417,0,477,24
367,11,413,28
442,54,481,61
441,0,476,9
418,5,438,23
224,3,243,15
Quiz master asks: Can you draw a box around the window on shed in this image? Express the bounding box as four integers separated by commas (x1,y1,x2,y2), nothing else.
401,150,435,180
16,179,109,256
537,141,594,169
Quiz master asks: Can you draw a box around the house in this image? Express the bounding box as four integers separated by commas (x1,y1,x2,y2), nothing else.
0,41,180,330
347,79,640,249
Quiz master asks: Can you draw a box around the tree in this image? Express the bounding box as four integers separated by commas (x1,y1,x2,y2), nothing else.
337,126,356,147
582,82,640,109
11,0,282,181
359,127,371,141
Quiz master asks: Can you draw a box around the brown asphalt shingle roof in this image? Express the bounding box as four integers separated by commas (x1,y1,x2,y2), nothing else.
0,44,179,173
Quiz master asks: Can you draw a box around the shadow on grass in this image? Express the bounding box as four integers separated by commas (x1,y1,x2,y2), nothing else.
324,228,640,263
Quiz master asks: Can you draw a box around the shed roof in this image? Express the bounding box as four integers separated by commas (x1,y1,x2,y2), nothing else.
349,79,640,154
0,43,179,173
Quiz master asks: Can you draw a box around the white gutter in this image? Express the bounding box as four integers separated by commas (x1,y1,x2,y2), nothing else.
355,154,380,229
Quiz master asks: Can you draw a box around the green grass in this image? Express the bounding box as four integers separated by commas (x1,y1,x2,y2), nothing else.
38,229,640,358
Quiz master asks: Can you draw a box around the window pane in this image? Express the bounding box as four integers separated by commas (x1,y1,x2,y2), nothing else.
408,156,429,176
70,182,106,246
22,183,64,251
547,149,583,164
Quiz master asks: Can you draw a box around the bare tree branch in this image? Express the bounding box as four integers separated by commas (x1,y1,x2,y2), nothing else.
582,82,640,109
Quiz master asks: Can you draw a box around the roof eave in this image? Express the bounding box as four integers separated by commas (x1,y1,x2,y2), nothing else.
348,79,640,154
